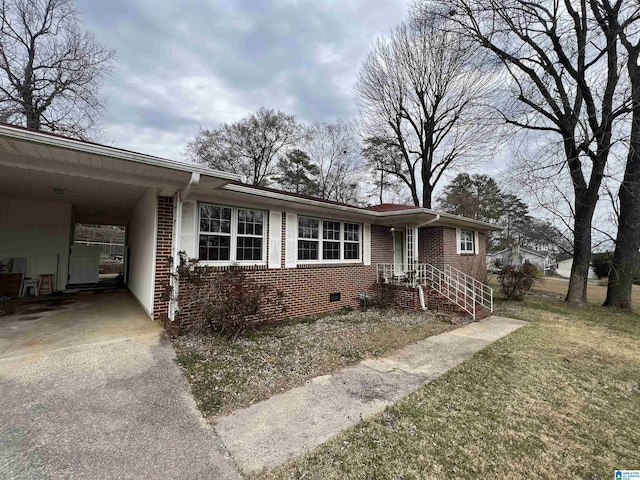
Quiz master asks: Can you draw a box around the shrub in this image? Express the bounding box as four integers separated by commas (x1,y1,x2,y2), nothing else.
591,252,613,279
162,252,285,339
372,278,400,309
498,263,540,300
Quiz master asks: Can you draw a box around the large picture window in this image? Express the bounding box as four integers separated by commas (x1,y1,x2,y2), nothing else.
298,216,361,262
199,204,265,262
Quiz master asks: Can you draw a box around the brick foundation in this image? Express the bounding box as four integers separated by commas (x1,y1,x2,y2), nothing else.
175,263,377,324
153,196,174,320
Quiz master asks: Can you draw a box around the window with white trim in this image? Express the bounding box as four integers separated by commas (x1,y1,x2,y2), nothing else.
297,216,361,262
459,229,475,254
199,204,265,262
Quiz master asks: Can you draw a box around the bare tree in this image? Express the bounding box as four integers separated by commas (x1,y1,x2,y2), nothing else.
603,1,640,310
361,136,404,204
186,108,304,186
355,9,499,208
436,0,630,305
0,0,114,138
302,120,367,205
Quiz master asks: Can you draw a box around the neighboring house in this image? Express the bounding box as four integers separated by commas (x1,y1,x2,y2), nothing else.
487,245,556,274
0,125,498,321
556,257,598,280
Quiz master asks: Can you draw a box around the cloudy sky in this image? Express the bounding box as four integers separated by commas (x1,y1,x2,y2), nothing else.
74,0,407,161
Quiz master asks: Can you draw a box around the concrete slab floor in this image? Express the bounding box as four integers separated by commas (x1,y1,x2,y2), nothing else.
0,291,163,358
214,316,528,476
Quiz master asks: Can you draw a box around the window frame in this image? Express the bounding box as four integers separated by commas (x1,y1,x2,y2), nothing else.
198,202,267,265
297,216,362,264
457,229,476,255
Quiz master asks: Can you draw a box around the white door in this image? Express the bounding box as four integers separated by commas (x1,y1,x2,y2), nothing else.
69,245,101,284
393,230,405,276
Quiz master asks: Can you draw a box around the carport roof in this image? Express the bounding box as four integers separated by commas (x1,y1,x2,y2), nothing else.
0,123,240,190
0,124,241,222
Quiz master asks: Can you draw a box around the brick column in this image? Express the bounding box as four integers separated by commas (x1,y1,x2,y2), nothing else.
153,195,174,320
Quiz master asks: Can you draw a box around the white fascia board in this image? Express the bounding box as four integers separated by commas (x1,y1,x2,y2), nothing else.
220,184,502,231
0,124,241,182
223,184,373,217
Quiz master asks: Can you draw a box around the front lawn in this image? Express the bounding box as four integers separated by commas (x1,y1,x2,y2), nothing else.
261,283,640,479
172,309,461,417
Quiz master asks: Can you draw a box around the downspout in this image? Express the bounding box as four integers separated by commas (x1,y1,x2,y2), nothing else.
169,172,200,320
414,214,439,312
416,284,428,311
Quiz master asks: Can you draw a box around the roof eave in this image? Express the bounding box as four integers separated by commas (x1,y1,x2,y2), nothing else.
0,124,241,183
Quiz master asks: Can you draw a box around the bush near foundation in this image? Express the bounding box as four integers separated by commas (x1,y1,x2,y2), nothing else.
372,278,401,309
498,262,541,300
162,253,285,339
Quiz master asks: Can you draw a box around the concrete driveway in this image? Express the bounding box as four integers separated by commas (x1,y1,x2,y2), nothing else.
0,291,240,479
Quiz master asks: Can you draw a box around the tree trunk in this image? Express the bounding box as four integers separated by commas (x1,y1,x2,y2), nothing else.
422,182,433,209
565,200,596,305
604,98,640,310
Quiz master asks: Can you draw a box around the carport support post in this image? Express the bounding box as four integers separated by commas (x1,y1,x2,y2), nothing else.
168,172,200,321
169,191,183,321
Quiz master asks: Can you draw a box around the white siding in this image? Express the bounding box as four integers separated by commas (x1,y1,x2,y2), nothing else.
0,197,72,291
128,188,157,316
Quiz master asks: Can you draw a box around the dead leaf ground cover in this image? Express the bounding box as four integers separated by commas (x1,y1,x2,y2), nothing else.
172,309,460,417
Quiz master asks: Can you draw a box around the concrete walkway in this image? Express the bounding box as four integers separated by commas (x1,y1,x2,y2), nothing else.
0,293,240,480
215,316,527,475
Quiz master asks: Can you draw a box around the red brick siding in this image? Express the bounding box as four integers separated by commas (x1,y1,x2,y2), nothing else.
371,225,394,265
418,226,487,283
173,219,392,323
175,264,377,323
153,196,174,320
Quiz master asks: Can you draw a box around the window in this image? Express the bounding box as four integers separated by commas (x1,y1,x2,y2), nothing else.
459,229,475,254
298,217,319,260
343,223,360,260
199,204,265,262
323,221,340,260
236,209,264,261
298,216,361,262
199,205,232,261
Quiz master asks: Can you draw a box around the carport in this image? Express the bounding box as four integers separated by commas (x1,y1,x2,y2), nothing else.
0,124,237,317
0,290,163,359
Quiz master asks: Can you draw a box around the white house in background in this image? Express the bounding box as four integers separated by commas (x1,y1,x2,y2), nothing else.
556,257,598,279
487,245,556,273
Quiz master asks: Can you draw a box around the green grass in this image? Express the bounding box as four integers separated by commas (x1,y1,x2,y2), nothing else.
260,294,640,480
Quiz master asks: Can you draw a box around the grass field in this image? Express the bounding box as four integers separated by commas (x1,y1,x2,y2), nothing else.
260,279,640,480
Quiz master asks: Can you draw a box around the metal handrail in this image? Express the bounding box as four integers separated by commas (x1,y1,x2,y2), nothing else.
444,265,494,313
375,263,494,320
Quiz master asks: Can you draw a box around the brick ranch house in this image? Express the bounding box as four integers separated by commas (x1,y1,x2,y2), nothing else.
0,124,498,323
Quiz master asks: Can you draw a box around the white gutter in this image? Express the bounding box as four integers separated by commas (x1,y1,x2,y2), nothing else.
0,124,241,181
224,184,500,231
415,214,440,228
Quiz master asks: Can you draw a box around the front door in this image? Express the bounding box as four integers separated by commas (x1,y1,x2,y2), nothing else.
68,245,101,284
393,230,405,276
